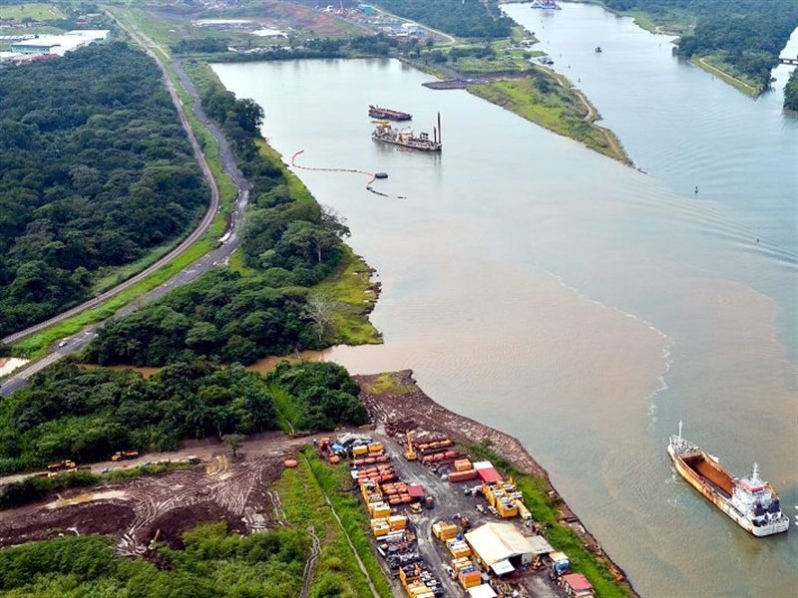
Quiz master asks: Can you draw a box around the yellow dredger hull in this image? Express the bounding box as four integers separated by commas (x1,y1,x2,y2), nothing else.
668,446,789,537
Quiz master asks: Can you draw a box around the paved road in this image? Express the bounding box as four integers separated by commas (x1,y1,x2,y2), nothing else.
0,13,252,398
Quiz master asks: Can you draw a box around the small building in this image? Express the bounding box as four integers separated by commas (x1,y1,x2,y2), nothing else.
468,584,498,598
11,30,109,56
561,573,594,597
464,522,536,575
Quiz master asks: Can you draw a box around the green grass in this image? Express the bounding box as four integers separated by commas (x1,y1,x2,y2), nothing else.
275,450,392,597
691,55,761,97
303,448,393,598
361,372,415,397
0,3,64,20
311,246,382,346
468,444,633,598
468,77,629,164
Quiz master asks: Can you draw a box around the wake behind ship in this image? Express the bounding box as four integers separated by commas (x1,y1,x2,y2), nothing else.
667,422,789,537
372,112,442,152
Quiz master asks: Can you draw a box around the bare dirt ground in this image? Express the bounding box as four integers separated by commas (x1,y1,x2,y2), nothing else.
0,432,308,553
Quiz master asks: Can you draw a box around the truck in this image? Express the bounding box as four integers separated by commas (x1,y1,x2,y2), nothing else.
47,460,77,472
111,450,140,461
548,551,570,579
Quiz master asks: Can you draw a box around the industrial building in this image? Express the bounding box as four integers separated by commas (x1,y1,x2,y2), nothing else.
11,29,109,56
464,522,540,575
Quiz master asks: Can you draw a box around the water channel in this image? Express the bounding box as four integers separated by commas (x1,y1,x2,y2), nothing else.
212,3,798,596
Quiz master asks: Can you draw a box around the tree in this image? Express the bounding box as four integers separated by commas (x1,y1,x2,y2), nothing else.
222,433,246,458
303,294,336,342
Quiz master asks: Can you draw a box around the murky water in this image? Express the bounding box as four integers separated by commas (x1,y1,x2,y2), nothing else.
212,4,797,596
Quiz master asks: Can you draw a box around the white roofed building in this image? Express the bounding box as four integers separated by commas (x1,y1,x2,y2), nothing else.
464,522,539,575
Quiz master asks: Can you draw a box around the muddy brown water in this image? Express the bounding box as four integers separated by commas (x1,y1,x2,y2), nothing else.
211,8,798,594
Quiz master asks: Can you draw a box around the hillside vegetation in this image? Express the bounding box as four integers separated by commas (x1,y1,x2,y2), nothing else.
603,0,798,92
0,359,363,475
376,0,512,39
0,42,208,337
84,74,358,366
0,524,307,597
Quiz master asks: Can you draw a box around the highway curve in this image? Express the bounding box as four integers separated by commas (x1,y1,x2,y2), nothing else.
0,12,252,397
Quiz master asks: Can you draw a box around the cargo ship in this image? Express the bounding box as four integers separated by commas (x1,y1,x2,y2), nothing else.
372,113,442,152
667,422,789,537
368,105,412,121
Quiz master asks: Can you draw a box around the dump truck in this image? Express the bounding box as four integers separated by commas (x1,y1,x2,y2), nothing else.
111,450,139,461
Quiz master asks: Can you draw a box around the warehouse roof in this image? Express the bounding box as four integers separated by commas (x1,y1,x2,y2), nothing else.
464,522,535,566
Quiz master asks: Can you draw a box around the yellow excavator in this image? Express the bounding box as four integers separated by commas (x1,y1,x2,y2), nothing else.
404,430,417,461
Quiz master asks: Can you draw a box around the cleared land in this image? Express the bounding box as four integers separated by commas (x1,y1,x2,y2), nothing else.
0,3,63,20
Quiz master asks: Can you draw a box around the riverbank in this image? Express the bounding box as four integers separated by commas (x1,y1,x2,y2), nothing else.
357,370,638,597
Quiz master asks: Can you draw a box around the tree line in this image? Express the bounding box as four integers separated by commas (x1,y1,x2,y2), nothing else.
0,42,208,337
375,0,512,39
603,0,798,90
0,523,308,597
784,68,798,110
0,359,364,475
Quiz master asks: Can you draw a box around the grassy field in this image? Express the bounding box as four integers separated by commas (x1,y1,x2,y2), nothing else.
361,372,415,397
275,451,392,597
0,3,63,20
691,55,761,97
469,76,629,163
311,246,383,346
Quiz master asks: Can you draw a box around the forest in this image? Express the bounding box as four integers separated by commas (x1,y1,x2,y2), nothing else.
374,0,512,39
603,0,798,89
84,79,350,366
0,359,363,475
0,523,308,597
0,42,208,337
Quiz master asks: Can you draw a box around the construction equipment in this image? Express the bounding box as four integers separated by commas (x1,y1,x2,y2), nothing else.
403,431,417,461
111,450,139,462
47,460,77,472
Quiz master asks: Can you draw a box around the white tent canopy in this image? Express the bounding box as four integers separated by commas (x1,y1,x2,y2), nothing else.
465,522,536,566
468,584,498,598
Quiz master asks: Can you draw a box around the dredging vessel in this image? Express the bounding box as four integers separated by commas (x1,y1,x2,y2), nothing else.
667,422,789,537
372,113,442,152
368,105,412,121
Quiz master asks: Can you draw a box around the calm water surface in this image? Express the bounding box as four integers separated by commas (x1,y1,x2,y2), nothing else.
213,4,797,596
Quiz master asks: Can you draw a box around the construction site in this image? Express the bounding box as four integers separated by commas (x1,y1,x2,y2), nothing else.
0,371,633,597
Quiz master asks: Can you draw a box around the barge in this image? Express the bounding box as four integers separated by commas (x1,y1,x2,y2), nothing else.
667,422,789,537
372,113,442,152
368,105,412,121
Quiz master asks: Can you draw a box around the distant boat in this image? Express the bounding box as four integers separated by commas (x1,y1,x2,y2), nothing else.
538,56,554,66
595,46,603,53
368,105,412,121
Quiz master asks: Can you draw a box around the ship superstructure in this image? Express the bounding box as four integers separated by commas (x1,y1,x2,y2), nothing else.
668,422,789,537
372,113,442,152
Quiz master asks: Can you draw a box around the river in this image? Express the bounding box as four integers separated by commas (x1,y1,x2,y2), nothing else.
212,3,798,596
